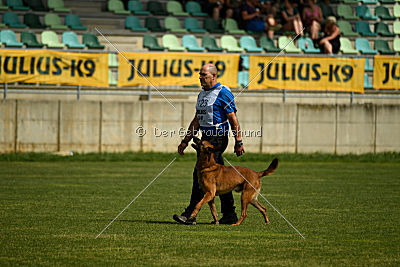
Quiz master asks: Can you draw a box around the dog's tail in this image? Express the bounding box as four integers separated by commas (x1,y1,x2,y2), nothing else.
258,158,279,178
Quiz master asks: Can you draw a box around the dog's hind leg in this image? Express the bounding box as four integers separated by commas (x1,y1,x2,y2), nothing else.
251,198,269,225
208,199,219,224
233,191,253,225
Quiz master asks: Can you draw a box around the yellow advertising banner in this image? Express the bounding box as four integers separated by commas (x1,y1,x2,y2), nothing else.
249,56,365,93
118,52,240,88
373,56,400,89
0,50,108,86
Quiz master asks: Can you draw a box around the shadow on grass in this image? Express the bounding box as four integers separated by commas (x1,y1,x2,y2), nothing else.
95,219,211,225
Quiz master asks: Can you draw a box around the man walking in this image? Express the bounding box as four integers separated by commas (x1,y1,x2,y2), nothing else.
173,64,245,225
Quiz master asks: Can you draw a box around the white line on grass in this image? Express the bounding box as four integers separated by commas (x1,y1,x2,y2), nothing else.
224,157,306,240
94,27,176,110
224,28,305,110
95,157,177,239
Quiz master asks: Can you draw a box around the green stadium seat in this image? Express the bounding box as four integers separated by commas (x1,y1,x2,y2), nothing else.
238,71,249,87
375,22,395,37
355,38,378,54
83,33,105,49
318,2,335,19
182,34,205,52
394,38,400,53
148,1,168,16
62,31,85,49
375,6,396,20
223,18,246,34
364,73,373,89
0,23,6,28
66,14,88,30
375,39,396,55
184,17,206,33
21,31,43,48
108,0,130,14
3,12,26,28
337,20,359,37
380,0,395,3
41,30,65,48
7,0,29,11
48,0,71,12
164,17,188,33
360,0,377,4
145,17,167,32
143,34,164,51
185,1,207,16
241,55,249,69
342,0,358,4
221,35,244,52
44,14,68,30
337,4,359,20
364,58,373,71
0,29,23,47
298,36,320,53
109,53,118,67
355,21,377,37
204,18,224,33
28,0,49,11
278,35,301,53
356,6,378,20
24,13,46,29
127,0,150,15
125,16,148,32
201,35,223,52
395,22,400,35
0,1,8,10
240,36,263,52
395,4,400,18
340,37,359,54
167,1,189,16
109,69,117,86
162,34,185,51
260,36,280,52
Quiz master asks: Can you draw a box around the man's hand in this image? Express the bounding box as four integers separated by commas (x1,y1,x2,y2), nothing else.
234,142,245,157
178,142,188,155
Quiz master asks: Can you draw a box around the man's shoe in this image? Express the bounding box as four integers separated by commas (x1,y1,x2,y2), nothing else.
219,213,238,224
173,214,188,224
184,217,197,225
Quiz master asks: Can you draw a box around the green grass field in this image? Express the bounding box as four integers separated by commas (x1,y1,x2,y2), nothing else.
1,153,399,265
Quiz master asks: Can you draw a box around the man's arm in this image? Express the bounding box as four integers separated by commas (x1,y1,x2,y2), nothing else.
178,115,200,155
227,111,245,157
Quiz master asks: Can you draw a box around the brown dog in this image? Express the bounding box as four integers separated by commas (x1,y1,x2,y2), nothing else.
188,136,278,225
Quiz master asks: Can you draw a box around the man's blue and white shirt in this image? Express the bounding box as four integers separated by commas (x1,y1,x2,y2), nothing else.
196,82,237,136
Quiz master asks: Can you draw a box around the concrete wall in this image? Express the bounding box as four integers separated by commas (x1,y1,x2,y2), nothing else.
0,100,399,154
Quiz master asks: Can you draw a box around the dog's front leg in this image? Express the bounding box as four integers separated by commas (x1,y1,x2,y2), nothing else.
188,192,215,221
208,199,219,224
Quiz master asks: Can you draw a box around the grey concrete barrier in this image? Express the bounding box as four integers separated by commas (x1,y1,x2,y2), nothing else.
0,100,399,154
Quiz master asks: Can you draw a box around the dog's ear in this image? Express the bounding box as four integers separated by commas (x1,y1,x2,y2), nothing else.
192,136,200,144
191,143,199,151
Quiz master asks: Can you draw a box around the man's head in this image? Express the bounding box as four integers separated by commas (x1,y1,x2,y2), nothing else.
199,64,218,90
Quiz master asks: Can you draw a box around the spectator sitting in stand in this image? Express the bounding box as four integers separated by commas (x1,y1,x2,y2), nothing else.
302,0,323,40
281,0,304,36
242,0,282,39
317,16,340,54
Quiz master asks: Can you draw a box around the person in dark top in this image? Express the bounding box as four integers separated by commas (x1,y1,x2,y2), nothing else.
281,0,304,36
241,0,281,39
317,16,340,54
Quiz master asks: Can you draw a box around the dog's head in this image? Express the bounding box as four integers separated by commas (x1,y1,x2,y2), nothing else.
191,136,215,155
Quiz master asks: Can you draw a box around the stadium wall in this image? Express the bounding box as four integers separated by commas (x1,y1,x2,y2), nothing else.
0,100,399,154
